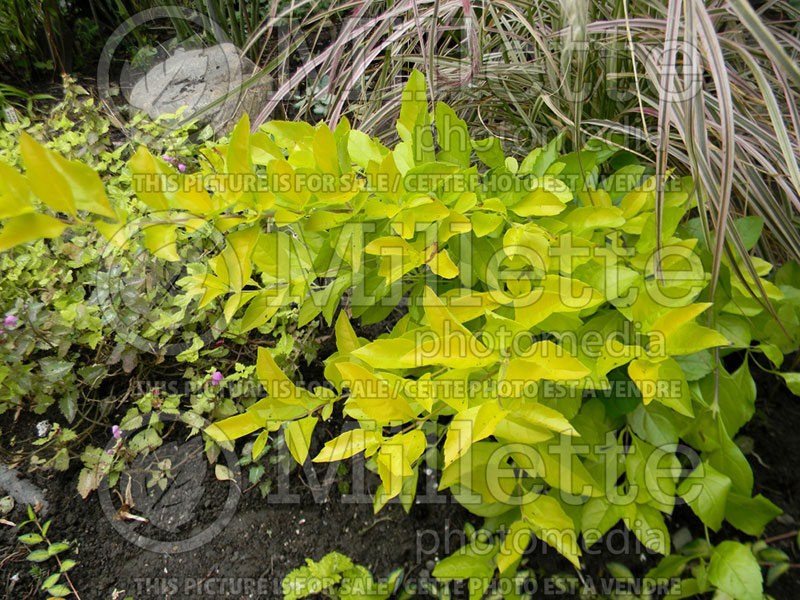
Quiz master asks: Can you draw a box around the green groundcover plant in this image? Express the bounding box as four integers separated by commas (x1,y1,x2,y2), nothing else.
0,80,209,450
282,551,403,600
3,70,800,600
0,79,318,496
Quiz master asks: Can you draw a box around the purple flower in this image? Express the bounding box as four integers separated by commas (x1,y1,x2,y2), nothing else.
177,163,187,172
163,154,176,163
111,425,122,439
4,315,17,328
211,371,223,386
107,448,115,455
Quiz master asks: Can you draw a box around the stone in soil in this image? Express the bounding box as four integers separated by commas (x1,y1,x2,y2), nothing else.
129,42,272,133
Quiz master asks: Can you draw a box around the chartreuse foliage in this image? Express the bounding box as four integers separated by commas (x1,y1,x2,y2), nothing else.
0,82,248,482
4,70,800,599
282,552,402,600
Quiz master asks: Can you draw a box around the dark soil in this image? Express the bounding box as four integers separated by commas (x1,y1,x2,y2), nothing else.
0,406,471,600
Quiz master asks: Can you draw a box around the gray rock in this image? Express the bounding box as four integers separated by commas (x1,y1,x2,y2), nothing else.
129,42,272,134
0,464,49,516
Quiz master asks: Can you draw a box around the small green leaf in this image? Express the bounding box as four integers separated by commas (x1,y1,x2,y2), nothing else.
41,572,60,590
313,429,379,463
522,494,582,567
708,541,763,600
497,520,532,574
628,357,693,417
629,402,679,447
435,101,470,167
240,288,286,333
581,497,625,548
472,137,505,169
46,583,72,597
624,504,670,555
767,562,790,586
606,562,634,580
347,130,383,168
143,223,180,262
206,412,262,443
708,427,753,496
26,549,51,562
285,415,318,465
60,559,77,572
758,548,789,563
432,553,495,580
677,462,731,531
724,493,782,537
733,216,764,251
316,551,354,578
252,430,269,460
18,533,43,545
779,373,800,396
248,464,265,485
47,542,70,556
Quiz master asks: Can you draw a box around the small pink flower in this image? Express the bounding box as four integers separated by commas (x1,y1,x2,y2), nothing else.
4,315,17,327
163,154,176,162
111,425,122,439
107,448,115,455
177,163,186,172
211,371,223,386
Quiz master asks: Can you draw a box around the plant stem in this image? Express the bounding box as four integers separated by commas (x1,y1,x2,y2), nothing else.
759,561,800,568
763,530,798,545
34,520,82,600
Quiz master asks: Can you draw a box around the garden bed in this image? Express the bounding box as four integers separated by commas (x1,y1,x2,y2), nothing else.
2,365,799,600
2,7,800,595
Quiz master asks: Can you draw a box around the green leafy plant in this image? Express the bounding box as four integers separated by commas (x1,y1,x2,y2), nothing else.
237,432,274,497
429,531,798,600
17,505,81,599
0,79,307,496
3,70,800,600
0,83,54,122
251,0,800,305
549,534,797,599
0,0,68,77
282,551,402,600
293,74,334,117
75,361,266,499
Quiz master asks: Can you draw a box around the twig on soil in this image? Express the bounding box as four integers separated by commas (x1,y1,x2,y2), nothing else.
0,547,24,569
358,516,392,535
199,567,217,585
751,451,770,469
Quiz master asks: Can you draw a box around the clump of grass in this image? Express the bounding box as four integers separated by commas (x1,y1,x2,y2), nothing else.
246,0,800,283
